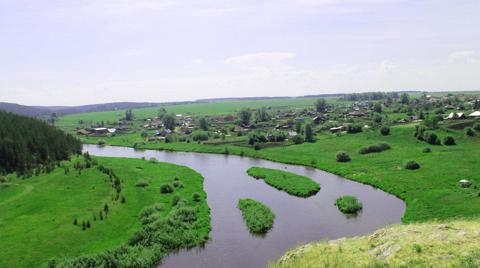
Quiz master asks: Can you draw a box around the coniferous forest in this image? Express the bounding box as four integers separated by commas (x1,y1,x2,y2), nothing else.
0,110,82,175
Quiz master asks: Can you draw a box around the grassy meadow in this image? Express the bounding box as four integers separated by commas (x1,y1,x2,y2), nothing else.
0,156,210,267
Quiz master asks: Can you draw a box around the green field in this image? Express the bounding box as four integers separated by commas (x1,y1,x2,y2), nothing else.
0,156,210,267
247,167,320,197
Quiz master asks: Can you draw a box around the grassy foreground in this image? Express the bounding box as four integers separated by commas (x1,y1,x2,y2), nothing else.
247,167,320,197
269,219,480,268
0,156,210,267
237,198,275,234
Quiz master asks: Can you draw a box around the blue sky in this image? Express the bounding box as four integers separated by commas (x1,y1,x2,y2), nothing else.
1,0,479,105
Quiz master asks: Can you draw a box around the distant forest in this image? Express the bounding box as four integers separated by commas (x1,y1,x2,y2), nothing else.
0,111,82,175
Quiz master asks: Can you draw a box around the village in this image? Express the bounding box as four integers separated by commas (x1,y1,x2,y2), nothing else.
74,93,480,149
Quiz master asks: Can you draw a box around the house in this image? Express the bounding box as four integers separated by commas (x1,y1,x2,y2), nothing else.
77,128,90,135
446,112,466,120
288,131,298,137
330,126,344,133
155,129,172,137
348,111,367,117
444,105,456,110
107,128,117,134
92,128,109,135
469,111,480,118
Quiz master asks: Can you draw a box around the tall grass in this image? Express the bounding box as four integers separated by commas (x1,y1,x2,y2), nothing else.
237,198,275,234
246,167,320,197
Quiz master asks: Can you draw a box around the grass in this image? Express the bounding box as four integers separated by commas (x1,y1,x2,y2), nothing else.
0,156,210,267
237,198,275,234
246,167,320,197
335,196,363,214
268,218,480,268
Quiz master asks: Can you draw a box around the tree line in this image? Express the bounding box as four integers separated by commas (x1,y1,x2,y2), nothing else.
0,110,82,175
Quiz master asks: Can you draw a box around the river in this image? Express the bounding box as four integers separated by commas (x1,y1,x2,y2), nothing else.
84,144,405,268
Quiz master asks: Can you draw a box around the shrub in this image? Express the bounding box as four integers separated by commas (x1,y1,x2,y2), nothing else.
97,140,106,146
473,123,480,132
192,192,201,202
424,132,440,145
422,147,431,153
172,180,183,188
135,179,149,187
380,126,390,136
336,151,351,162
171,195,181,206
405,161,421,170
335,196,363,214
346,124,362,134
120,195,126,203
359,143,391,154
291,135,304,144
149,157,158,163
191,132,209,141
160,183,174,194
443,136,456,146
466,128,475,137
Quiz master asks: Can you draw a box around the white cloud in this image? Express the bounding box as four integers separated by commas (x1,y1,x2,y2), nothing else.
225,52,296,65
449,50,475,61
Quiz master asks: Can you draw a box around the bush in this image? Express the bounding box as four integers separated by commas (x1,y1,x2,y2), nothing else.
172,180,183,188
291,135,304,144
380,126,390,136
359,143,391,155
443,136,456,146
237,198,275,233
466,128,475,137
135,179,149,187
191,132,209,141
473,123,480,132
97,140,106,146
405,161,421,170
192,192,201,202
160,183,174,194
336,151,351,162
171,195,181,206
149,157,158,163
422,147,431,153
346,124,362,134
424,132,440,145
335,196,363,214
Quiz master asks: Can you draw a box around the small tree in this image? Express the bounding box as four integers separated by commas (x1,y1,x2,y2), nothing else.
199,117,208,130
405,161,420,170
238,109,252,126
315,98,327,112
192,192,201,202
466,128,475,137
86,221,91,228
163,114,176,130
103,204,109,215
125,109,134,121
304,124,314,142
380,126,390,136
373,102,382,113
73,218,78,225
336,151,351,162
160,183,174,194
443,136,456,146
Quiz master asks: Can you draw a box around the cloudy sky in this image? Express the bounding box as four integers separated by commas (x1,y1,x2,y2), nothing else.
1,0,479,105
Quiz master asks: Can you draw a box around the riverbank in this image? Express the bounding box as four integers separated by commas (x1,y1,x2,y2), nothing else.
81,124,480,222
0,156,210,267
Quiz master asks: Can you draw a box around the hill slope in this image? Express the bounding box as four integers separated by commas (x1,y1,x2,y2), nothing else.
270,219,480,267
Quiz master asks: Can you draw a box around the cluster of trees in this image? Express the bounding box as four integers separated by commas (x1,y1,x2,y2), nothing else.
0,111,82,175
342,92,400,101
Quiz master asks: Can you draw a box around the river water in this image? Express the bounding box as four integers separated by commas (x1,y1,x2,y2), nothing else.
84,144,405,268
